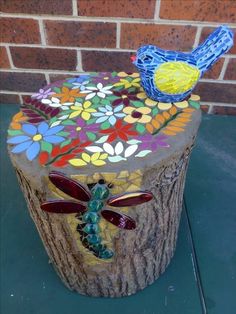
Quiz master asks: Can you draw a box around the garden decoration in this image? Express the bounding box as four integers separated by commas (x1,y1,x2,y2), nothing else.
7,24,233,297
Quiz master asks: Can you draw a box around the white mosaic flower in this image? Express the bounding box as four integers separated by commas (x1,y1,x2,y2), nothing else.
41,97,73,110
83,83,113,100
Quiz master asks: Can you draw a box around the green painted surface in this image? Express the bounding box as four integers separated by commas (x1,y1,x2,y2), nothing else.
1,105,235,313
185,114,236,314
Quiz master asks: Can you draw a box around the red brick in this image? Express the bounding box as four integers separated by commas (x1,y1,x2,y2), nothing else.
194,82,236,104
0,93,20,104
199,27,236,54
78,0,156,18
120,24,196,50
0,0,72,15
0,17,40,44
160,0,236,23
212,106,236,115
202,59,224,79
49,74,78,84
10,47,77,71
45,21,116,48
82,51,136,72
200,104,209,113
0,72,47,92
224,59,236,80
0,47,10,68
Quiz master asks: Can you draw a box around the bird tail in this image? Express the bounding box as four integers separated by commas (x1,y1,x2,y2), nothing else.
192,25,234,73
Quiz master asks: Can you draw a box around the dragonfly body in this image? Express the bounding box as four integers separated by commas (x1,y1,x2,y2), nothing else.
41,171,153,260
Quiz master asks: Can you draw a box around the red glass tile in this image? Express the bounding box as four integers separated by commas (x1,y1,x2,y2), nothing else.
41,200,86,213
101,210,136,230
107,191,153,207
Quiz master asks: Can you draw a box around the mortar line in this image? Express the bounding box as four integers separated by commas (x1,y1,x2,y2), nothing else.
76,50,83,72
116,22,121,49
1,12,236,28
4,45,15,69
44,73,50,84
72,0,78,16
154,0,161,20
38,19,46,45
193,26,203,48
218,58,229,80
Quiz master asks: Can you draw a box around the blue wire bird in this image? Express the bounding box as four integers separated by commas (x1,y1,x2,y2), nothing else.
132,25,234,103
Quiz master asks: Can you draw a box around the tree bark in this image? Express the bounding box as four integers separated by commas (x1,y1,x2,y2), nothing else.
12,139,194,297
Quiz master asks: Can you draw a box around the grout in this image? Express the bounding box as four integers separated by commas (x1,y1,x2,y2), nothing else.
76,50,83,72
208,104,214,114
202,101,236,107
154,0,161,20
5,45,15,69
18,94,23,104
44,73,50,84
72,0,78,16
116,22,121,49
193,26,203,48
218,58,229,80
38,19,46,45
1,12,236,28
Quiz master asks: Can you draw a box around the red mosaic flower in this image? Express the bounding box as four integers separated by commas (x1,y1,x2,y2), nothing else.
112,90,139,107
100,120,138,142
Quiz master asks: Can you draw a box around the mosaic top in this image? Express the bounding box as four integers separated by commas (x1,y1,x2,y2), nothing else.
7,72,201,169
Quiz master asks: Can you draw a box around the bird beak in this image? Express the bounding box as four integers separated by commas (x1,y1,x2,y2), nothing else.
130,55,137,63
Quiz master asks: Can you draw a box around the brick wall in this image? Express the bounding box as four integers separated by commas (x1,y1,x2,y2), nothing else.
0,0,235,115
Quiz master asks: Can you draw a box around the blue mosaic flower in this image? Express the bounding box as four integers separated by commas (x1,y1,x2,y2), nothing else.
92,104,125,126
67,75,90,84
7,122,65,161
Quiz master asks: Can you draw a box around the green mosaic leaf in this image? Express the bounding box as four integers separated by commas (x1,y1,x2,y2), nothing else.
53,87,61,93
41,141,52,153
60,139,72,148
132,101,144,108
136,123,146,134
152,107,159,116
86,118,96,125
57,131,69,137
101,121,110,129
92,96,101,104
86,132,96,141
62,120,76,125
101,98,110,105
7,129,23,136
189,100,200,109
63,82,72,87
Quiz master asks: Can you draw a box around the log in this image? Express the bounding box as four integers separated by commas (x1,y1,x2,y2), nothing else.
7,72,201,297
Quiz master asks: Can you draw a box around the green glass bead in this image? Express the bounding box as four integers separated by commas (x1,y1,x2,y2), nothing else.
87,200,103,212
91,184,110,200
83,223,99,234
87,234,101,244
99,249,114,259
82,212,100,223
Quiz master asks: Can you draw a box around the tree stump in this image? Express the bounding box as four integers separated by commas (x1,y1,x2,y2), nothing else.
7,72,201,297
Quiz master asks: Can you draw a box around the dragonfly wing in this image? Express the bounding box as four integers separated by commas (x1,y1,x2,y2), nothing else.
49,171,91,202
107,191,153,207
41,200,86,214
101,209,136,230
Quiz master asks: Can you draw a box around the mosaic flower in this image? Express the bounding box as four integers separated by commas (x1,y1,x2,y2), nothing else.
67,75,90,84
69,152,108,167
136,90,158,107
113,77,141,89
123,107,152,124
117,72,139,78
102,141,138,162
69,101,96,120
7,122,65,161
32,88,54,100
92,104,125,125
42,96,73,110
83,83,113,100
112,90,139,107
66,118,100,140
100,120,138,142
137,134,170,152
10,112,28,130
53,87,85,103
92,73,119,85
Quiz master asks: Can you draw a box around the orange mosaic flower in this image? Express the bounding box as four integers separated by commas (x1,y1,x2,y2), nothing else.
53,87,85,103
10,112,28,129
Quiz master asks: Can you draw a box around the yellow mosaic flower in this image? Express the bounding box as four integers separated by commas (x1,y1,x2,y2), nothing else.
117,72,139,78
137,89,158,107
69,101,96,120
123,106,152,124
114,78,141,89
69,152,108,167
